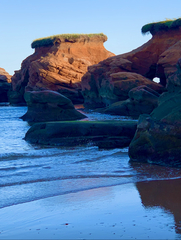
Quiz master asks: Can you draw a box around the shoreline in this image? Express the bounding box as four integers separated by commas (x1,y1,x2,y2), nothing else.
0,179,180,239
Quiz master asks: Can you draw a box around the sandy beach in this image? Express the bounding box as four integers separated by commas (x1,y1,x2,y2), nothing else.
0,178,180,239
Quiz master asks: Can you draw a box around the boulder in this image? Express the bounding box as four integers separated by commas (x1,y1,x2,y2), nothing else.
129,114,181,167
0,68,11,102
129,58,181,167
21,90,86,123
24,120,137,149
9,34,114,105
101,86,160,118
81,26,181,108
81,71,164,109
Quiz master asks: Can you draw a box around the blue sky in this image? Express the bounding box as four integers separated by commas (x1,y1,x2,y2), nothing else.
1,0,181,75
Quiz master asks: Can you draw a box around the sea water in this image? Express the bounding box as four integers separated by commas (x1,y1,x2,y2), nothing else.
1,105,181,210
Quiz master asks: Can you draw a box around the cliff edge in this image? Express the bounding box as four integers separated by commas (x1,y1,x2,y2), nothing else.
81,19,181,108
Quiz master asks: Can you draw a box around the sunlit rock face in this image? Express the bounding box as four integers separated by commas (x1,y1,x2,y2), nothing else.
9,34,114,105
81,27,181,108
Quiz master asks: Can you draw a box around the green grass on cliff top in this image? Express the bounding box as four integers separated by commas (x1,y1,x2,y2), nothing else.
31,33,107,49
141,18,181,35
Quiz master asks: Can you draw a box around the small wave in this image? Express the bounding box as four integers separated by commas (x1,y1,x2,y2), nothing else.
0,164,44,172
2,176,181,210
0,174,134,188
73,148,125,164
0,166,17,171
0,145,100,162
0,179,135,209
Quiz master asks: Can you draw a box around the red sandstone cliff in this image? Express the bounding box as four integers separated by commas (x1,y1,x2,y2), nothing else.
81,28,181,108
9,34,114,105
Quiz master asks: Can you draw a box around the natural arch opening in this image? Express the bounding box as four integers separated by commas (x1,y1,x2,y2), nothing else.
153,77,160,84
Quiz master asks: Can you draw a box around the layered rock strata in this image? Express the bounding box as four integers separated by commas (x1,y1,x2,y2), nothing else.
81,26,181,108
9,34,114,105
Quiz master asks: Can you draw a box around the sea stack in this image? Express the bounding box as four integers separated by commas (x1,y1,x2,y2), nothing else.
9,33,114,105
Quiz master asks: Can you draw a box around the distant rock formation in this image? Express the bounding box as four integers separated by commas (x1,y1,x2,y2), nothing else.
9,34,114,105
21,90,86,123
0,68,11,102
81,25,181,108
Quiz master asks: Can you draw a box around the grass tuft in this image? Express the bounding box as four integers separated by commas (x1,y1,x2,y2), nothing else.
31,33,107,49
141,18,181,35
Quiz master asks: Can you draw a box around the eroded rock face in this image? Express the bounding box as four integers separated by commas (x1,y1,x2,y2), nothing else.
81,28,181,108
21,90,86,123
128,58,181,167
129,114,181,167
82,71,164,108
9,35,114,105
0,68,11,102
102,85,160,118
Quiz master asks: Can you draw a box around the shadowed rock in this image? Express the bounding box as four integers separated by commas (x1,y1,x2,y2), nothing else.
24,120,137,149
129,58,181,167
21,90,86,123
82,70,164,109
101,85,160,118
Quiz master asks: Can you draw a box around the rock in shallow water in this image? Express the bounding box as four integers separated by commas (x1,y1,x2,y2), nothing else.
129,114,181,167
21,90,86,123
24,120,137,149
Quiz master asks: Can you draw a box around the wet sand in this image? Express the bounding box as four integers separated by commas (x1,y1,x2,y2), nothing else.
0,179,180,239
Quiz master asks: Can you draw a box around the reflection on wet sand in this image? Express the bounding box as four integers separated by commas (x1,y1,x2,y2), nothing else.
136,178,181,234
129,161,181,234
